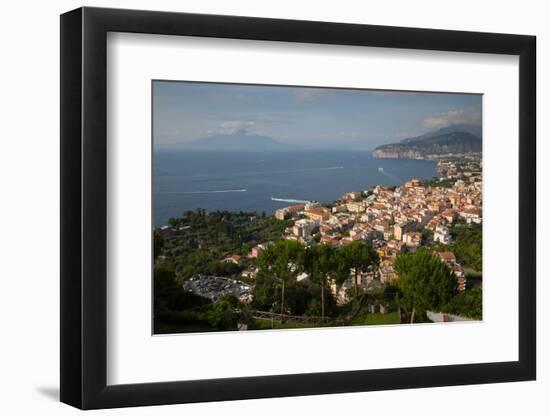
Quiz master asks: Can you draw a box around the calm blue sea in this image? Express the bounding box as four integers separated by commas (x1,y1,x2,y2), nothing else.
153,150,438,227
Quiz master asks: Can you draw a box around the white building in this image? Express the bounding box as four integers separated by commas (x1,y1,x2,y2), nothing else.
434,224,452,244
292,218,319,238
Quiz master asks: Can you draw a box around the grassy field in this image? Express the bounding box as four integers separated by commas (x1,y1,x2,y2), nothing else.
155,312,401,334
350,311,400,326
256,312,400,330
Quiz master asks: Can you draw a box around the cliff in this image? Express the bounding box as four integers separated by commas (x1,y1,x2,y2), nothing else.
373,130,481,159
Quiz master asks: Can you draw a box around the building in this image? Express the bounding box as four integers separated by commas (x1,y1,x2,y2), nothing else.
292,218,319,238
459,208,482,224
223,254,242,265
275,204,305,220
346,200,367,213
342,191,361,201
304,207,330,222
331,204,347,214
402,231,422,249
274,208,287,220
249,244,265,258
437,251,467,291
441,209,457,223
379,260,397,284
394,222,414,241
404,178,422,188
241,267,258,280
305,201,321,210
434,224,452,244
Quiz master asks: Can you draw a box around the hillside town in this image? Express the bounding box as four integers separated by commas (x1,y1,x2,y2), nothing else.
154,154,482,332
244,155,482,304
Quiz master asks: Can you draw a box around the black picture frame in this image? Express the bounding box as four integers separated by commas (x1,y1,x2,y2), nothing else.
60,6,536,410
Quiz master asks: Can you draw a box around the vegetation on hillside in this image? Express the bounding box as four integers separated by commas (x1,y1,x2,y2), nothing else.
154,209,481,332
442,288,482,320
394,250,457,323
432,220,482,272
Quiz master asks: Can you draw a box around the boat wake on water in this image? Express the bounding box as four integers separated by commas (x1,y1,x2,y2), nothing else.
377,167,403,183
271,197,311,204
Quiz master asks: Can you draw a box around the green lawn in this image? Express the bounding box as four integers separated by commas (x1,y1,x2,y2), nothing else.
255,312,400,330
156,313,400,334
351,311,400,326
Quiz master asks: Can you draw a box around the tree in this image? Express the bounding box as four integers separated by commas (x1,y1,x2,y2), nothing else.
241,242,253,256
251,271,279,311
337,241,379,297
256,240,305,318
305,244,337,319
206,300,237,330
153,230,164,259
442,288,482,320
284,280,328,316
394,250,457,323
153,265,210,313
449,222,482,272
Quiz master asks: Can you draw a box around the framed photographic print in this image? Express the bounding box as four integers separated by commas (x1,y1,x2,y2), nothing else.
60,7,536,410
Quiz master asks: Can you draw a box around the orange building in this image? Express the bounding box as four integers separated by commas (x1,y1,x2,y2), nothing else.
304,207,330,222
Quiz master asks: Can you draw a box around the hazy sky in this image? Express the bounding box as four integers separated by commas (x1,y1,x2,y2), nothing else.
153,81,482,149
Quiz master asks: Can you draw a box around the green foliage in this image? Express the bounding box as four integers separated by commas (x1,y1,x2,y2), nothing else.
285,280,335,316
153,266,211,313
305,244,338,318
421,227,434,245
206,300,238,330
443,288,482,320
256,240,306,315
159,210,292,280
350,311,400,326
305,244,336,282
305,299,321,316
336,241,379,298
253,274,328,316
337,242,379,282
154,205,480,333
179,250,241,280
241,242,253,256
251,271,280,311
422,177,456,188
448,222,482,272
153,265,243,332
153,230,164,259
394,249,457,323
254,240,341,317
431,221,482,272
256,240,306,288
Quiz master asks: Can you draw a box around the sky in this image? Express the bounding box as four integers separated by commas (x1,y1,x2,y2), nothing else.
153,80,482,150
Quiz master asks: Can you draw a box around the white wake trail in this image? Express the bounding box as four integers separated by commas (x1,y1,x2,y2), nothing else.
271,197,310,204
377,167,403,183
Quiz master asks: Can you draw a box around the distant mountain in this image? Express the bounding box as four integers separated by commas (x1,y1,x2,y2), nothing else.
172,131,296,151
400,124,482,145
373,126,481,159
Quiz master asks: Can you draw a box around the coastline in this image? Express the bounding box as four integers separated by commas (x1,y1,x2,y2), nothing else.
153,150,440,227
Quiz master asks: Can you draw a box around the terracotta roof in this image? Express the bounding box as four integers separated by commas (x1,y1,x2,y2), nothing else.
306,208,327,216
438,252,456,262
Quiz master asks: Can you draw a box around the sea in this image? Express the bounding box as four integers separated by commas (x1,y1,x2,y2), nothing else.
153,149,438,227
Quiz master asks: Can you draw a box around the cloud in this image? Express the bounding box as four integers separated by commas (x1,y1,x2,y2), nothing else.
219,120,255,134
423,106,481,130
